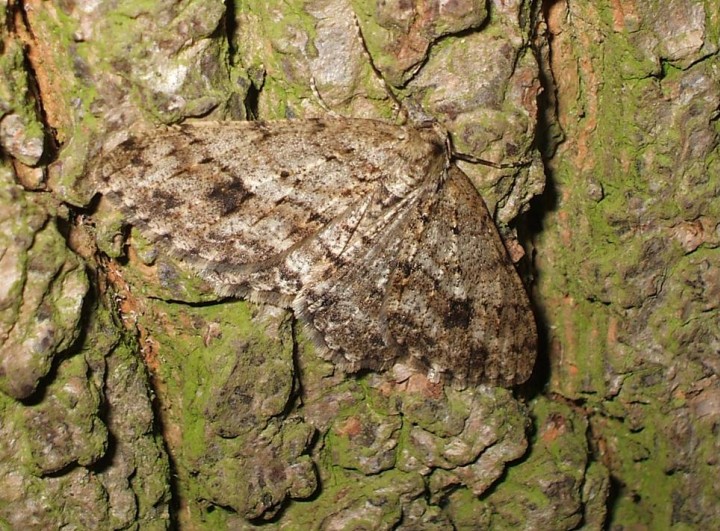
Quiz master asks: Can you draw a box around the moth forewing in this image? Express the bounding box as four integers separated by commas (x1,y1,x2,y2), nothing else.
94,118,537,386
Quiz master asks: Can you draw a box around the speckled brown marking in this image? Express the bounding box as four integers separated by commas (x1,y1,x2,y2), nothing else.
92,118,537,386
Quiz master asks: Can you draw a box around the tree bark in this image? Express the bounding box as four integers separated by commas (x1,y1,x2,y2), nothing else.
0,0,717,529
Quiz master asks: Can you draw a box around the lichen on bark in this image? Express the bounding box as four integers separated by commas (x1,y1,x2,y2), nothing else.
538,0,720,527
4,0,718,529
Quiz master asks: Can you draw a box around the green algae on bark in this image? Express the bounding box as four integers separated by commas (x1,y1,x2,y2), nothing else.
0,169,88,400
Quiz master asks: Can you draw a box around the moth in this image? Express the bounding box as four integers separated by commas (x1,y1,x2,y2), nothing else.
93,118,537,386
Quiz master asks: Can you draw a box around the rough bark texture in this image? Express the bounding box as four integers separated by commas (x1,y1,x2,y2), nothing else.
539,1,720,527
0,0,716,529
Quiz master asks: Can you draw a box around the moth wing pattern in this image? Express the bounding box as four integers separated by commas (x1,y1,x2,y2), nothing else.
226,176,430,306
297,166,536,386
384,167,536,385
94,118,445,301
94,118,537,385
294,177,433,372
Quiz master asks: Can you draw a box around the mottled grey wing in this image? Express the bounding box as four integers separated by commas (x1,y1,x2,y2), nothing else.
93,119,445,300
384,167,537,385
219,176,427,304
294,178,433,372
299,166,536,385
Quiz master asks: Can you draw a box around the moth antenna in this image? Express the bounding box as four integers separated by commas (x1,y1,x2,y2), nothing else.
350,9,407,125
308,12,405,123
454,152,534,170
310,77,342,117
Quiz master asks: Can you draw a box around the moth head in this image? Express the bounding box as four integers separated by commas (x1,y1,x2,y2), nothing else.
413,121,452,183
